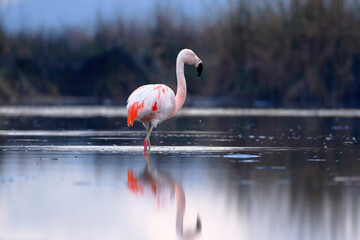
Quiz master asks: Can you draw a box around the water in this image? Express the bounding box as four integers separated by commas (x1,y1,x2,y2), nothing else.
0,107,359,240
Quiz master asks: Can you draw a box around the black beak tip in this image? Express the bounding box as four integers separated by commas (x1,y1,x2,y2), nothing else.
197,63,203,77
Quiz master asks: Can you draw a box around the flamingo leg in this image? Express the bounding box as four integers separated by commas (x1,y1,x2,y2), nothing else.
143,125,154,150
144,147,152,169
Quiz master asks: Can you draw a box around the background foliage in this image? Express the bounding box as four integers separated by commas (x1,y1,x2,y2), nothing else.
0,0,359,106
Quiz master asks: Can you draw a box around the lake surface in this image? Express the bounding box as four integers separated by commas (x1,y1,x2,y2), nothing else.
0,107,359,240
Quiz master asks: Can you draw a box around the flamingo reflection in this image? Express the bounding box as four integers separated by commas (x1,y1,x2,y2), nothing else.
127,149,201,239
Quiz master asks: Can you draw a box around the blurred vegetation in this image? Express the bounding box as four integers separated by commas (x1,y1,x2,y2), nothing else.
0,0,359,106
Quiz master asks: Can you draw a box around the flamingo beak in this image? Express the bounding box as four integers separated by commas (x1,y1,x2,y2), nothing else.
197,63,203,77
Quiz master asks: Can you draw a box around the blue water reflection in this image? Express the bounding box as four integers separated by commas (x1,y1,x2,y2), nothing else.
0,114,359,239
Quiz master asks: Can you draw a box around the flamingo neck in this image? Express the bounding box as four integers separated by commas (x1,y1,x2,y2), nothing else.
174,181,201,239
171,54,187,118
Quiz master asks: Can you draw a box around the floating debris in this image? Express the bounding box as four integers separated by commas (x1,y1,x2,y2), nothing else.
334,176,360,183
242,159,260,163
256,166,286,170
307,159,326,162
224,153,260,159
331,125,349,130
236,159,260,163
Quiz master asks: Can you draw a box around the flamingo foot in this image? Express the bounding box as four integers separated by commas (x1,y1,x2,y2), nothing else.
144,137,151,148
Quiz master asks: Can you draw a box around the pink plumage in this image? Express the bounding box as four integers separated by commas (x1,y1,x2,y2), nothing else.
126,84,175,128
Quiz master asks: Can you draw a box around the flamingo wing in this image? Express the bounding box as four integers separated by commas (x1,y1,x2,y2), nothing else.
126,84,175,127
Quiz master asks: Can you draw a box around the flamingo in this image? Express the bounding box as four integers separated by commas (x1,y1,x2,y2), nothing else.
127,150,202,239
126,49,203,149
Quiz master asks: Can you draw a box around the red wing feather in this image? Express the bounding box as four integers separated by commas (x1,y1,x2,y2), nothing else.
127,101,144,126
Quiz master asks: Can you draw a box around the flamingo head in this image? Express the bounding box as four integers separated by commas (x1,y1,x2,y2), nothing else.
179,49,203,77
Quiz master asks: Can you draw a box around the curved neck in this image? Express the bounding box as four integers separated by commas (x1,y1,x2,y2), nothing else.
170,55,187,118
174,181,201,239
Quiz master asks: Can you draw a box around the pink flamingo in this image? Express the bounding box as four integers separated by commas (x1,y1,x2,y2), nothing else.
127,150,202,239
126,49,203,149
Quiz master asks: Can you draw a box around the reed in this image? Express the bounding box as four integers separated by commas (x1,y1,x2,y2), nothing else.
0,0,359,106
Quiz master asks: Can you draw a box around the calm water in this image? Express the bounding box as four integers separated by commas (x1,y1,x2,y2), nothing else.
0,109,359,240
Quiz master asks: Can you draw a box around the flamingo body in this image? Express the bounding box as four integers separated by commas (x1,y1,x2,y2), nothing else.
126,84,175,129
126,49,203,148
